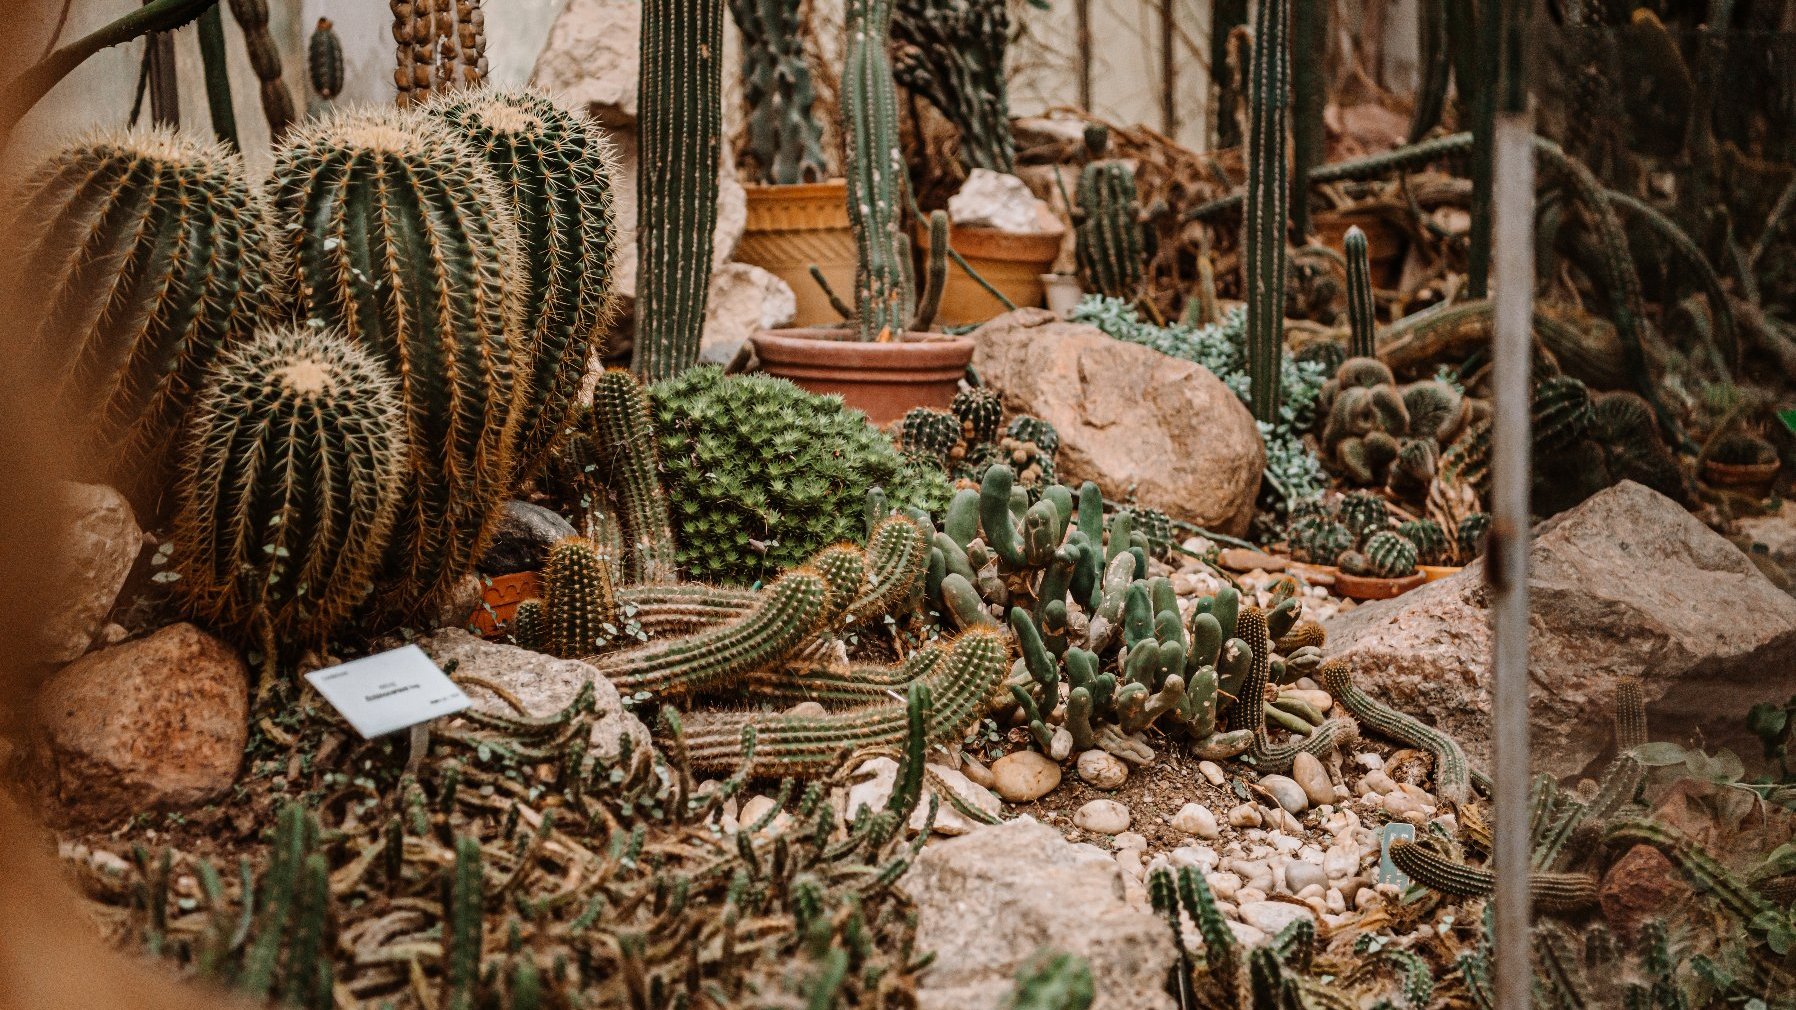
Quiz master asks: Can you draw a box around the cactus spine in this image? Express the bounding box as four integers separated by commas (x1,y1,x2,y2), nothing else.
1243,0,1290,422
729,0,828,185
1075,160,1144,299
1344,226,1377,360
227,0,297,137
9,129,277,504
427,89,620,481
270,108,524,613
173,325,409,646
632,0,724,378
308,18,344,101
843,0,911,340
591,370,679,584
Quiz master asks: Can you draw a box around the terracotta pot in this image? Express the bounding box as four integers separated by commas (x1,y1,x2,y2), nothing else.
916,221,1065,326
1417,564,1463,583
466,570,541,640
1701,459,1779,498
751,329,975,426
1314,209,1406,289
1334,570,1426,601
736,180,858,328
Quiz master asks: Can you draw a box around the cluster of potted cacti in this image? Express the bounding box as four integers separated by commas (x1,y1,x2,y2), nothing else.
898,387,1062,489
1286,491,1488,599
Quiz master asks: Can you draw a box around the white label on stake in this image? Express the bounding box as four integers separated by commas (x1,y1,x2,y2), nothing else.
1378,822,1417,887
303,645,471,739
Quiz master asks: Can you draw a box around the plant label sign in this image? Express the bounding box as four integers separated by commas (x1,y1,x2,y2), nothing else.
1377,822,1416,887
304,645,471,739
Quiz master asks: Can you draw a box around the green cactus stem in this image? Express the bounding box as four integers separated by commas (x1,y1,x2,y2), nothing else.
632,0,724,378
511,599,547,652
1388,839,1598,912
543,539,618,659
1344,226,1377,360
1076,160,1145,300
1003,953,1095,1010
738,649,942,708
10,128,278,504
1361,531,1419,579
1603,819,1773,922
591,370,679,583
891,0,1015,173
271,107,524,615
173,325,409,647
1237,608,1357,773
1243,0,1290,423
1614,678,1647,752
1289,0,1327,240
428,88,621,482
196,5,240,149
445,834,485,1010
307,18,344,100
681,629,1008,776
1320,658,1473,807
852,515,931,623
843,0,912,340
729,0,829,185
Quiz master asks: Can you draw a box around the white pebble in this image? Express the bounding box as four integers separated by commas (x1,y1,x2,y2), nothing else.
1172,803,1221,839
1198,760,1226,786
1227,803,1263,828
1207,871,1243,900
1113,830,1148,851
1073,798,1131,834
1049,725,1074,762
1076,749,1129,789
1259,775,1309,814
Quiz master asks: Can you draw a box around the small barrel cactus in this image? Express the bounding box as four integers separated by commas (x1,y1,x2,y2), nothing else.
1339,490,1391,541
1006,415,1061,458
1396,519,1449,566
1532,375,1595,453
900,407,962,463
952,387,1004,445
1361,530,1419,579
1457,513,1492,561
1708,432,1776,467
1075,160,1144,299
1289,517,1355,566
172,324,409,645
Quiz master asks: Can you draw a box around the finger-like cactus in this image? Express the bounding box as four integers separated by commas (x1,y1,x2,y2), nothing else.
428,88,621,481
172,325,408,646
1388,839,1599,912
729,0,829,185
592,370,679,584
270,108,524,614
1075,160,1144,299
1344,226,1377,360
1320,658,1471,806
308,18,344,100
851,515,931,622
843,0,912,340
681,629,1008,775
228,0,297,136
544,538,617,659
1243,0,1290,422
9,128,278,504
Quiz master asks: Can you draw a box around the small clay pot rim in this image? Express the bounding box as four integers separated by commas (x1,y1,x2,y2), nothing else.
741,178,848,199
1417,564,1464,583
1701,458,1779,479
1334,570,1427,600
916,220,1064,262
754,328,974,360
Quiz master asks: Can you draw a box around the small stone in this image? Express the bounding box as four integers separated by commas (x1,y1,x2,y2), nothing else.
785,701,826,718
1291,752,1334,809
1284,860,1327,894
738,795,788,833
1198,760,1227,786
40,483,142,663
1076,749,1129,790
1226,921,1269,946
1113,831,1148,851
1353,753,1386,770
1599,844,1689,939
1207,871,1243,900
1337,876,1369,905
1324,844,1359,879
1364,770,1399,794
1219,548,1288,572
1325,888,1347,914
1235,887,1268,905
1115,847,1145,880
1227,803,1263,828
1258,775,1309,814
1238,900,1317,935
1049,725,1074,761
960,753,996,788
1269,833,1303,854
478,500,578,575
1073,799,1131,834
1171,845,1221,872
991,750,1062,802
1171,803,1221,839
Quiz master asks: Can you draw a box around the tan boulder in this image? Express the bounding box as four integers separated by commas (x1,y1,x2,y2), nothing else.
39,483,141,663
970,310,1265,536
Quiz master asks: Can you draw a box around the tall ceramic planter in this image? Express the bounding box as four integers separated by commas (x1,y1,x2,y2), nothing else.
750,329,974,426
916,221,1064,326
736,179,859,327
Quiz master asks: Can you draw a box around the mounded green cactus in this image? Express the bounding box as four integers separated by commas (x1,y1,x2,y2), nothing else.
649,368,941,584
1076,160,1144,299
632,0,723,378
1402,379,1464,443
592,369,679,584
307,17,343,100
10,128,278,503
1532,374,1596,452
270,107,524,614
900,407,962,463
427,88,621,481
1006,416,1061,458
1288,517,1354,566
1358,531,1418,578
1243,0,1290,423
1344,226,1377,360
1339,490,1391,541
172,324,408,646
1396,519,1449,566
543,538,617,659
951,387,1005,445
729,0,828,185
510,598,547,652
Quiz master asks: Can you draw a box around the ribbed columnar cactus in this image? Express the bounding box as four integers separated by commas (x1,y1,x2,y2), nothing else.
308,18,344,100
428,88,621,480
1243,0,1291,422
1320,657,1471,805
729,0,828,185
228,0,297,136
592,370,679,584
1075,160,1144,299
632,0,723,378
1388,840,1599,912
8,128,277,503
1344,226,1377,359
270,108,525,613
172,325,408,645
543,538,617,659
842,0,911,340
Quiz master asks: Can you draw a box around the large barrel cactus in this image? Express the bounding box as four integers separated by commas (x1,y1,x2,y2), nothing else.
269,108,524,613
172,324,409,644
7,128,277,504
427,88,621,481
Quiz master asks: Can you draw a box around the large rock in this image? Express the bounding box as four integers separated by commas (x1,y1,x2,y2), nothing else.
1324,482,1796,778
418,629,650,767
906,817,1178,1010
33,623,247,825
702,263,796,365
39,483,142,662
970,310,1265,536
478,501,578,576
532,0,641,127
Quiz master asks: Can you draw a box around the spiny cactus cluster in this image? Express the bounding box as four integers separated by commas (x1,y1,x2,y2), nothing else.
1530,375,1688,515
1286,492,1472,572
1315,356,1471,497
891,0,1015,173
901,389,1062,490
649,367,949,584
1075,159,1145,300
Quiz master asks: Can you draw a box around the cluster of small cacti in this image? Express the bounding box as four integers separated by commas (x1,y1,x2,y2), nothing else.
1528,375,1689,515
1315,356,1473,497
1707,431,1778,467
1286,492,1484,573
890,0,1015,172
899,389,1063,490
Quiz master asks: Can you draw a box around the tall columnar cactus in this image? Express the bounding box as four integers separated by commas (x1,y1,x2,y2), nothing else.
8,128,277,503
172,325,409,646
308,18,344,101
729,0,828,185
1243,0,1291,423
270,108,525,613
632,0,724,378
1344,226,1377,360
428,88,621,480
891,0,1015,173
1289,0,1327,240
1075,160,1145,300
591,370,679,584
543,538,617,659
842,0,911,341
228,0,297,137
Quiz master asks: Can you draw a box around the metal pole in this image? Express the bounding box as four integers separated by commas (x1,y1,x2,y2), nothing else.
1489,2,1534,1008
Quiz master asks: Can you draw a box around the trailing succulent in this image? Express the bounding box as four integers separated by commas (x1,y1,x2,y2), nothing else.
648,367,950,585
